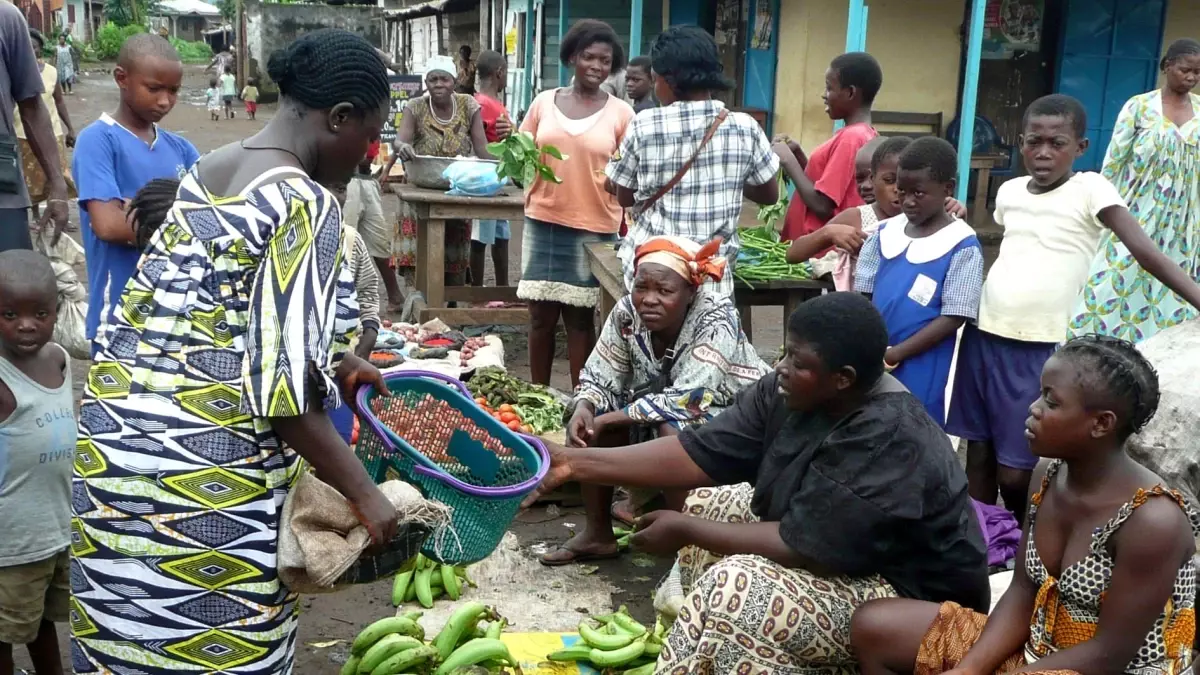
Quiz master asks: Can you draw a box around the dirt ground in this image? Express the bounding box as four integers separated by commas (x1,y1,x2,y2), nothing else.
14,64,699,673
21,64,990,673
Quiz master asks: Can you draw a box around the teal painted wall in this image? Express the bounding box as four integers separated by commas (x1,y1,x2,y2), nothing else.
542,0,663,87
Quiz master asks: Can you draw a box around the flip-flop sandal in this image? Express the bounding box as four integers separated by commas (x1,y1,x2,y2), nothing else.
538,546,622,567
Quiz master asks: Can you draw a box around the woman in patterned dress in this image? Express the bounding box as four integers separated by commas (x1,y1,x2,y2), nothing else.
70,30,399,674
539,236,770,566
1068,39,1200,343
387,55,491,291
523,292,989,673
852,336,1200,675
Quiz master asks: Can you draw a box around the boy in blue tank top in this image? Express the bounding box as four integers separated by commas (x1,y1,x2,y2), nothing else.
0,250,76,675
73,34,199,355
854,137,983,426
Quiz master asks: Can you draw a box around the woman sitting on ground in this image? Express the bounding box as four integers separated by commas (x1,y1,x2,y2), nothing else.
851,335,1199,675
523,292,989,672
386,54,492,291
539,235,769,566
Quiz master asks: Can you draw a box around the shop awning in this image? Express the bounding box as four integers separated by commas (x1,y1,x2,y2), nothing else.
384,0,477,21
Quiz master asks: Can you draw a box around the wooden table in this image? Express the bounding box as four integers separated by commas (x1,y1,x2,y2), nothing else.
585,241,832,341
391,184,527,325
970,154,1004,227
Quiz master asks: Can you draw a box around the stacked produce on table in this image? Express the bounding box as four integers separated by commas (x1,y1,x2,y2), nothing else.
466,367,567,436
391,554,476,609
734,226,814,287
346,601,518,675
546,606,668,675
368,322,494,371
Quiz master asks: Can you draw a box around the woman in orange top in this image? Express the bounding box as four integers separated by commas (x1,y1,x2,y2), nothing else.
517,19,634,387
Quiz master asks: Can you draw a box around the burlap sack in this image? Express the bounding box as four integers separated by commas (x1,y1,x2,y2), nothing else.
278,473,450,593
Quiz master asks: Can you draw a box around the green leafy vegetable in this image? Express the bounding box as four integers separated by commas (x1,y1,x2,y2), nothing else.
487,131,567,186
756,174,791,230
734,226,813,287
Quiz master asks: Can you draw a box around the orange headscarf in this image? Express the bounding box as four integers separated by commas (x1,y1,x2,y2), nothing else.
633,236,726,287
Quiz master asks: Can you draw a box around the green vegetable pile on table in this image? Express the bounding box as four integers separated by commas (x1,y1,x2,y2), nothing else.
466,367,566,435
487,131,565,187
734,226,814,287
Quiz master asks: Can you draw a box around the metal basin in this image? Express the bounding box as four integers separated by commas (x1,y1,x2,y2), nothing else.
402,155,500,190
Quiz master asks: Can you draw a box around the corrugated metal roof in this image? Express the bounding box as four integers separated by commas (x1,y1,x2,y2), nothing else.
154,0,221,16
383,0,475,21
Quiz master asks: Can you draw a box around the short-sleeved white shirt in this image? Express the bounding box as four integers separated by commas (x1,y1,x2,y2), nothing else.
977,173,1126,343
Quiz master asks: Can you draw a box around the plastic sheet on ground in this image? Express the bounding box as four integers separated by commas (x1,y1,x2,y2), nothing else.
498,633,602,674
380,318,506,379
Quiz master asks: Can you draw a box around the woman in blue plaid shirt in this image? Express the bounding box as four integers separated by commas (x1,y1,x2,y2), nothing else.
605,26,781,298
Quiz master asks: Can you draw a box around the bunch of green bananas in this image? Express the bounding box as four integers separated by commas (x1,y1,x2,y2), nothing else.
546,606,669,674
392,554,477,609
345,602,519,675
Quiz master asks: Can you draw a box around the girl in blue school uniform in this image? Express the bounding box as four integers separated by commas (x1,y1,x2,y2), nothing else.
854,137,983,426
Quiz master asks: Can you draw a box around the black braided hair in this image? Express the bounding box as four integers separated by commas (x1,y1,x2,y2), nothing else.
266,29,389,113
1056,335,1161,439
129,177,182,250
649,25,732,95
1161,38,1200,71
28,29,44,53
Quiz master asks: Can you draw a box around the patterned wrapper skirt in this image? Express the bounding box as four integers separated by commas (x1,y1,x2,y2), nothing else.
915,602,1078,675
20,137,76,203
655,484,897,674
516,216,616,308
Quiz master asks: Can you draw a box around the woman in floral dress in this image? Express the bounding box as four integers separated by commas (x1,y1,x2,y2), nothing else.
388,55,491,289
1069,38,1200,342
70,30,399,674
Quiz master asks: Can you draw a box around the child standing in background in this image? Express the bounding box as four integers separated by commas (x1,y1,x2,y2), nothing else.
854,137,983,427
776,52,882,241
947,94,1200,519
625,55,657,113
74,34,199,357
343,142,403,312
241,77,259,121
205,77,220,121
0,251,75,675
788,136,970,291
220,66,236,119
471,49,513,289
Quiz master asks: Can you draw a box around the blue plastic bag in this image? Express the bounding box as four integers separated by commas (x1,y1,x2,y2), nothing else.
443,160,507,197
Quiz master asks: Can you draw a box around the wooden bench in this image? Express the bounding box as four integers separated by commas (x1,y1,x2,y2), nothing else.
873,111,944,138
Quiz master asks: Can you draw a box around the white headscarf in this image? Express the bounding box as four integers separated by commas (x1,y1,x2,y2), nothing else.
420,54,457,79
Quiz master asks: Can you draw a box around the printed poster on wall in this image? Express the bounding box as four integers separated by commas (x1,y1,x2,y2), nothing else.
381,74,424,144
982,0,1043,59
751,0,773,50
